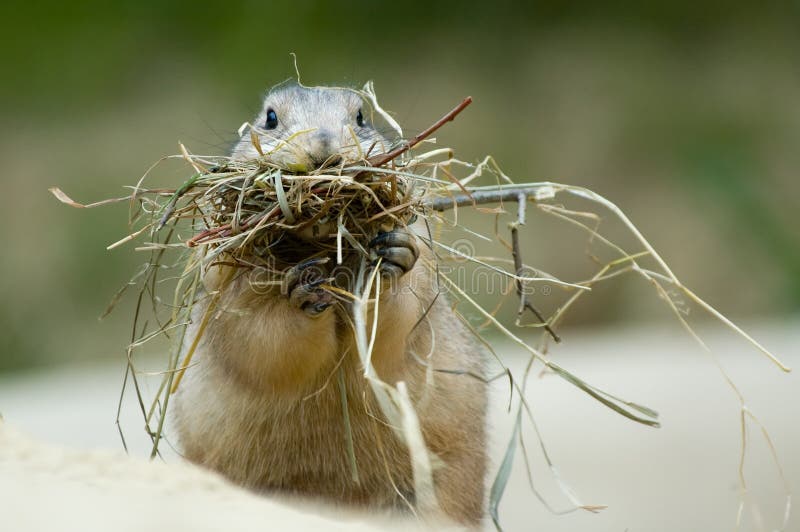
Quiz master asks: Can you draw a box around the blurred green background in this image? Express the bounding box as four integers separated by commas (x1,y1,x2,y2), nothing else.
1,0,799,372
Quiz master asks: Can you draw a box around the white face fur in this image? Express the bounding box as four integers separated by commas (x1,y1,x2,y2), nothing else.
231,85,388,170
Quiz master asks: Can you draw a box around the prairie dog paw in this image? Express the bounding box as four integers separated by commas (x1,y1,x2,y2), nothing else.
281,257,334,316
369,229,419,279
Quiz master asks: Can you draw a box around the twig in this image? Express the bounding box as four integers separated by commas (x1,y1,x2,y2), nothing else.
186,207,278,247
510,192,561,342
366,96,473,168
426,188,539,211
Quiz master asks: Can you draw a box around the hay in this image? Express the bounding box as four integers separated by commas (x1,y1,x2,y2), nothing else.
50,84,791,530
148,152,416,269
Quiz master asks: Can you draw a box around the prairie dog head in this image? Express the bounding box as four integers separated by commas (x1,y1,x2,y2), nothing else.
232,85,388,170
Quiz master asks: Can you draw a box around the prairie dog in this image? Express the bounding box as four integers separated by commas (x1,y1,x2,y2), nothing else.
172,85,488,526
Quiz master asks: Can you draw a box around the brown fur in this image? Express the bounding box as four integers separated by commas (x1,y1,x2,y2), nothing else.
172,86,488,526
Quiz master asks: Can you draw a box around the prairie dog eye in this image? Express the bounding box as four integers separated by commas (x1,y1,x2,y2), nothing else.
356,109,364,127
265,108,278,130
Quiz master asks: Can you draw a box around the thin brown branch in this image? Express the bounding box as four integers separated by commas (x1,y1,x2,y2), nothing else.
510,193,561,343
186,207,278,247
425,188,536,211
426,187,561,341
367,97,473,168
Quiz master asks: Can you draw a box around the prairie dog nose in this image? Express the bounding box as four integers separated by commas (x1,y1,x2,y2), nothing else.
305,129,340,167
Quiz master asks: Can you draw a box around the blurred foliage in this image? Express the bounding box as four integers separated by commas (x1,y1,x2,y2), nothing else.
2,1,799,113
1,0,798,371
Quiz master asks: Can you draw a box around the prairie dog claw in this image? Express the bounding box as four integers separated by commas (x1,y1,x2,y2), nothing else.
282,257,334,316
369,229,419,279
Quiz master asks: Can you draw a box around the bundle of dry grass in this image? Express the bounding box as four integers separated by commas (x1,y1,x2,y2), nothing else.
50,86,791,530
155,153,415,270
